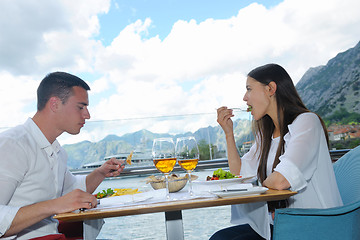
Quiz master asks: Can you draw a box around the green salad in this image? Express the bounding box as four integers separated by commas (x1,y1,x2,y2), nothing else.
207,168,238,180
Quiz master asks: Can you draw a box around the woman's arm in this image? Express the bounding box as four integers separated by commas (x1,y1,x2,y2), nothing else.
265,113,324,191
217,107,241,175
263,171,290,190
225,132,242,175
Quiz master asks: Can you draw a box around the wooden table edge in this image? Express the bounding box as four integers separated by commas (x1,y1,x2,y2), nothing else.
54,189,297,222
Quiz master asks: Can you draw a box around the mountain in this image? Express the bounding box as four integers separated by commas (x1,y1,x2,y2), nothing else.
64,42,360,169
296,41,360,117
63,119,252,169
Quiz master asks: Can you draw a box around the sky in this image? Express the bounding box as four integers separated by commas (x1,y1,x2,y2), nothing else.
0,0,359,144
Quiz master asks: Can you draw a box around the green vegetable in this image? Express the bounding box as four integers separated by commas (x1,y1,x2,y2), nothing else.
213,168,236,179
96,188,114,199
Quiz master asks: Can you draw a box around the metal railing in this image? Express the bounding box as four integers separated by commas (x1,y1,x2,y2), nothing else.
71,149,351,177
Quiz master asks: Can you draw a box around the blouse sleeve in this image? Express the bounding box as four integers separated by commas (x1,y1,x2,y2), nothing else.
274,113,326,191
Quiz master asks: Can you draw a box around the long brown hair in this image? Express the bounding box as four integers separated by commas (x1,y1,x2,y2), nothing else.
248,64,329,184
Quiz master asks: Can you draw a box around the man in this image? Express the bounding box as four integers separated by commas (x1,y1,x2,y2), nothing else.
0,72,124,239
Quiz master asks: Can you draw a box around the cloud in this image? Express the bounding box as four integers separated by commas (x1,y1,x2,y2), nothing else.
1,0,360,144
0,0,110,75
88,0,360,140
0,0,110,130
0,71,39,128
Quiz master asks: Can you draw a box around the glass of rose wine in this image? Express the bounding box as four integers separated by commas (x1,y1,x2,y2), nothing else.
152,138,177,200
175,136,199,196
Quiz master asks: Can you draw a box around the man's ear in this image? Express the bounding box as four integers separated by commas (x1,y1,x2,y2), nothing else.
48,97,60,112
268,81,277,97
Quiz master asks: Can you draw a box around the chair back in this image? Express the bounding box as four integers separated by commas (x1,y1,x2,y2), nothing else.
273,145,360,240
273,199,360,240
333,145,360,205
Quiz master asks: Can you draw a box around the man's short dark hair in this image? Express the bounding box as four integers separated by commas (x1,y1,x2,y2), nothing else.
37,72,91,111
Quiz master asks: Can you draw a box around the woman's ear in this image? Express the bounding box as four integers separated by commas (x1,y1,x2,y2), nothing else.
268,81,277,97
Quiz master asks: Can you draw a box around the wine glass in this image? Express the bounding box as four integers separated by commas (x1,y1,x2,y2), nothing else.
175,136,199,196
152,138,177,200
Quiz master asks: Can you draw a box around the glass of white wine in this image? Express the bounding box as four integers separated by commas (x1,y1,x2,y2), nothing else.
152,138,177,200
175,136,199,196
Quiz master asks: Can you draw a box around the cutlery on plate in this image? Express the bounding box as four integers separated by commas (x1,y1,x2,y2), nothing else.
79,199,100,211
215,189,248,192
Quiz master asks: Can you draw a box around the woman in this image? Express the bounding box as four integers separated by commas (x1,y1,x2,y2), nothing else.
211,64,342,240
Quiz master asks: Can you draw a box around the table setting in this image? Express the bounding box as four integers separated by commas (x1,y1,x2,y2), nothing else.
80,136,266,212
56,137,297,240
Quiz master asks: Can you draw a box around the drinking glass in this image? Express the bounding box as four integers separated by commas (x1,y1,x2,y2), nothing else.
152,138,177,200
175,136,199,196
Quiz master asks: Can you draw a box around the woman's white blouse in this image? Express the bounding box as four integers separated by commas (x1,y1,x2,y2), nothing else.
231,112,343,239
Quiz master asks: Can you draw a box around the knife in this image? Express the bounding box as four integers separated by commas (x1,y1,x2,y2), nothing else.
79,199,100,211
216,189,248,192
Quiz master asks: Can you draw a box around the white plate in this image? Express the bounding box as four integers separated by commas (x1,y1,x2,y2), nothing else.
193,176,256,185
211,186,268,198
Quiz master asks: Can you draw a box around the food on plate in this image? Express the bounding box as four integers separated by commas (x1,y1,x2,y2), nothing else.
95,188,115,199
126,151,133,165
112,188,141,196
95,187,141,199
146,174,198,192
206,168,241,181
146,173,185,184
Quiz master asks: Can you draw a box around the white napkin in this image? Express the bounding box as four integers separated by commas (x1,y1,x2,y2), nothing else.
98,191,154,208
96,188,216,209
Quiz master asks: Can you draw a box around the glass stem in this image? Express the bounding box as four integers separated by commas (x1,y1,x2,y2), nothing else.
164,173,170,200
188,171,193,196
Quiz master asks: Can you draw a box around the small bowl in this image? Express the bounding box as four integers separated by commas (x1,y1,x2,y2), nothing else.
148,174,198,193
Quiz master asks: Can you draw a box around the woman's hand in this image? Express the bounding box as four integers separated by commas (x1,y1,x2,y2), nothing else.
217,106,234,136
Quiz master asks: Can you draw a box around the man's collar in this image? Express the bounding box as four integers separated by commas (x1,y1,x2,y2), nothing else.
24,118,61,157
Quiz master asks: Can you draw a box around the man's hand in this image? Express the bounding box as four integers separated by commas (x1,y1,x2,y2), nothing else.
54,189,98,214
98,157,125,178
86,158,125,193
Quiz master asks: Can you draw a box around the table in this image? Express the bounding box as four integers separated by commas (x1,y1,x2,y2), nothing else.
54,189,296,240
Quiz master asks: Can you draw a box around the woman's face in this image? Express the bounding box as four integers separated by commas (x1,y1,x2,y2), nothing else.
243,77,273,121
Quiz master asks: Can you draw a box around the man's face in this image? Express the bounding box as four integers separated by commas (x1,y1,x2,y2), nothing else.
57,86,90,135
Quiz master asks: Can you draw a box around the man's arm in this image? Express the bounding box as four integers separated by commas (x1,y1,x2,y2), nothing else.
85,158,125,193
3,199,58,237
3,189,97,237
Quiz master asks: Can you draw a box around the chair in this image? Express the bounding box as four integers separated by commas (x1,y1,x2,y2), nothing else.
57,220,83,239
332,145,360,205
272,145,360,240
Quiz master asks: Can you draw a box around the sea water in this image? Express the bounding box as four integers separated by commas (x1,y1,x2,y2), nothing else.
95,169,233,240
